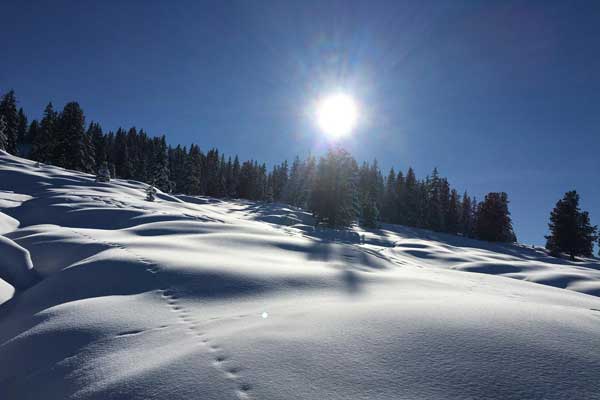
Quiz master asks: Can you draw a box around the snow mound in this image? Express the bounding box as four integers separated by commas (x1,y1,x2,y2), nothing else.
0,211,19,234
1,151,599,399
0,278,14,306
0,235,38,290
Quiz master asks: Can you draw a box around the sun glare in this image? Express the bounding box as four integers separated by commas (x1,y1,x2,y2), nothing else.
316,93,358,138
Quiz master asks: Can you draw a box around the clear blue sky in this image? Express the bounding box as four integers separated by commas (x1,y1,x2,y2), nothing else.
2,0,599,247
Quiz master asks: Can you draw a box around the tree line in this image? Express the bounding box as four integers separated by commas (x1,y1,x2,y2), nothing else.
0,90,597,258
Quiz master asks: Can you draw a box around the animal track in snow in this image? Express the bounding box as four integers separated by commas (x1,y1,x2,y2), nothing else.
71,227,254,399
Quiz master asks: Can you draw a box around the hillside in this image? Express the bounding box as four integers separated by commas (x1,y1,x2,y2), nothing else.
1,150,599,400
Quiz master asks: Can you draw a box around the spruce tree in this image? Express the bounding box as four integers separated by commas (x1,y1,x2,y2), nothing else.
57,102,94,172
113,128,132,178
310,148,358,228
381,168,397,222
27,120,40,155
88,122,105,171
446,189,460,234
16,108,29,156
0,115,8,151
169,145,188,194
404,167,419,227
31,103,57,163
95,161,111,182
460,192,473,237
0,90,19,154
361,199,380,229
475,192,516,242
426,168,444,231
152,135,171,192
394,171,406,225
145,185,157,202
545,191,598,260
300,155,317,208
185,144,203,195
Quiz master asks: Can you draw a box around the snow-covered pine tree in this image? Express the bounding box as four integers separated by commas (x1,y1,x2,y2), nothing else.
0,115,8,151
88,122,106,172
95,161,111,183
0,90,19,154
361,199,380,229
185,144,203,195
545,190,597,260
151,136,171,192
56,102,94,172
145,184,157,202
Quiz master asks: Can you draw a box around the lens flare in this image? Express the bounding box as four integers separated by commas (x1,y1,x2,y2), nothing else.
316,93,358,138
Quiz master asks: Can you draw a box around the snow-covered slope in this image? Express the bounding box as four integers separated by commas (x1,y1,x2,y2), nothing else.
1,150,599,400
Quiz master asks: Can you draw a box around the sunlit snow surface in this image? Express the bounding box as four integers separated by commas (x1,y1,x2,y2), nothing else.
1,150,599,399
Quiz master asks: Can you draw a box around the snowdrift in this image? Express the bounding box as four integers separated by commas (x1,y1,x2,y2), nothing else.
1,150,599,400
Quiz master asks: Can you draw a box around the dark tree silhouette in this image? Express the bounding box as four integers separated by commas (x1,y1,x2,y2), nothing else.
475,192,516,243
545,191,597,260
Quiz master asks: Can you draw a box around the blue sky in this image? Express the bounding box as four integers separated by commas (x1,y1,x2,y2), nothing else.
2,0,599,247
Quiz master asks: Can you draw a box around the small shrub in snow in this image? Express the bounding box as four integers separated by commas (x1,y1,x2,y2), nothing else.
95,162,111,183
146,185,157,202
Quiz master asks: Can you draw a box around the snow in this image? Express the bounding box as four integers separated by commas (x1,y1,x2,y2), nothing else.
0,210,19,235
0,235,38,289
1,150,599,399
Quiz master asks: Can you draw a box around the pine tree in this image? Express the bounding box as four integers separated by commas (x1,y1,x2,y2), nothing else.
231,155,241,197
545,191,597,260
300,155,316,208
185,144,203,195
169,145,188,194
88,122,105,171
394,171,406,225
404,167,419,227
145,185,157,202
31,103,57,163
113,128,132,178
27,120,40,155
361,199,379,228
0,90,19,154
426,168,444,231
475,192,516,243
151,135,172,192
310,147,358,228
95,161,111,182
16,108,29,156
0,115,8,151
381,168,397,222
460,192,473,237
446,189,460,234
57,102,94,172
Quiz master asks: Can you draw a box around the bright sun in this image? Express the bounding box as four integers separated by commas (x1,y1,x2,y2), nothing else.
316,93,358,138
